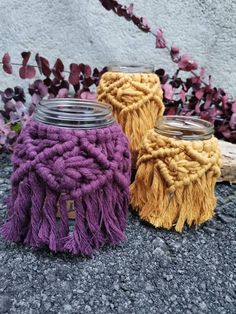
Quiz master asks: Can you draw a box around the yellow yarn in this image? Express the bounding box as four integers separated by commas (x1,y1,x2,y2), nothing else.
97,71,164,166
130,130,222,232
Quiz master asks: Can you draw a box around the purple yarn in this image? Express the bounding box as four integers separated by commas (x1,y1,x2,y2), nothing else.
1,119,131,256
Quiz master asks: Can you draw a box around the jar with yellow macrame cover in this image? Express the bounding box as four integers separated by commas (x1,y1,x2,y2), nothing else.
97,65,164,167
130,116,222,232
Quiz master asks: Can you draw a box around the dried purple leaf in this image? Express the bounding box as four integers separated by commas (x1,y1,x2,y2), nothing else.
229,113,236,129
232,101,236,113
2,53,13,74
3,63,13,75
80,91,96,100
178,54,198,71
162,83,173,100
204,94,212,110
57,88,68,98
156,29,166,48
170,46,180,61
19,65,36,79
21,51,31,66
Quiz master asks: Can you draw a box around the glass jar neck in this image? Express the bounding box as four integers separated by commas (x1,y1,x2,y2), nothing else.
33,98,115,129
107,64,154,73
155,116,214,141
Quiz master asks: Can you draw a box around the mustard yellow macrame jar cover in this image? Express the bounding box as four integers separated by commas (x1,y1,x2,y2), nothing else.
130,116,222,232
97,65,164,166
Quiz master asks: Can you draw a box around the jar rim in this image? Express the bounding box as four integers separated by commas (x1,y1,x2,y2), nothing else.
107,64,154,73
154,116,214,140
33,98,115,129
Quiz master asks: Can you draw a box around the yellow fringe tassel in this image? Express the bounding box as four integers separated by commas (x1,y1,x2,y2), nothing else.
130,130,222,232
97,71,164,165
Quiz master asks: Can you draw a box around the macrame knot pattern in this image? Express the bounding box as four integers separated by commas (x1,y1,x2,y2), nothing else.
130,130,221,232
97,72,164,166
2,119,131,256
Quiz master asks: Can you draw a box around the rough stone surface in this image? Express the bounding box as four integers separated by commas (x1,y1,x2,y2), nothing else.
0,0,235,97
0,153,236,313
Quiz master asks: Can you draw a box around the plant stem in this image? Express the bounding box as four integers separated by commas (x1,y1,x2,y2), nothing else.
0,62,71,74
149,30,209,86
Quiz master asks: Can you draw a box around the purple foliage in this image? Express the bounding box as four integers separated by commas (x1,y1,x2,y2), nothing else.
157,68,235,142
2,53,13,74
178,55,198,72
0,0,235,151
0,86,28,152
0,53,107,152
156,29,166,48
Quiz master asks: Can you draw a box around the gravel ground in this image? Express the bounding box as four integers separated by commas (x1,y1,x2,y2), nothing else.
0,153,235,314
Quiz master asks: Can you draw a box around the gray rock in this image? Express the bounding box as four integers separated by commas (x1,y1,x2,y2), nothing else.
199,301,208,311
85,305,92,312
64,304,73,312
163,274,173,281
199,282,207,291
145,282,155,292
0,295,12,313
43,302,51,311
225,295,232,302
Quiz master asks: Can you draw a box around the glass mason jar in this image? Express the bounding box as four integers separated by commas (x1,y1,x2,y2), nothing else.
34,98,115,129
154,116,214,140
97,64,164,168
131,115,221,232
2,99,131,255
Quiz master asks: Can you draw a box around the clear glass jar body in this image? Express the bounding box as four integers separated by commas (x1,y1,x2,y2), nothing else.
107,64,154,73
155,116,214,140
33,98,115,129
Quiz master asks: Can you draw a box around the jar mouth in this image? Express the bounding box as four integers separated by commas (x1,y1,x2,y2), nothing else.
155,116,214,140
33,98,115,129
107,64,154,73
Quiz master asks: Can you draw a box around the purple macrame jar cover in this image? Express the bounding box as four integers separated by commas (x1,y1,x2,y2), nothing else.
1,101,131,256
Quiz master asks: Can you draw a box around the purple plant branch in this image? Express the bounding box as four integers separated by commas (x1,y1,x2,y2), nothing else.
99,0,213,88
0,61,71,74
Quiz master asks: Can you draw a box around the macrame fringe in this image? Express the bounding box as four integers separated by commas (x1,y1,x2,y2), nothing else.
120,100,163,165
131,163,218,232
2,172,129,256
130,132,221,232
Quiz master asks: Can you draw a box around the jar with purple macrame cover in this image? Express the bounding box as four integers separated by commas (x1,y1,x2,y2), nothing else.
1,99,131,256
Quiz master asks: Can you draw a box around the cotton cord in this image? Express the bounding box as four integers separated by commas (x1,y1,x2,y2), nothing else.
1,119,131,256
97,71,164,166
130,130,221,232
